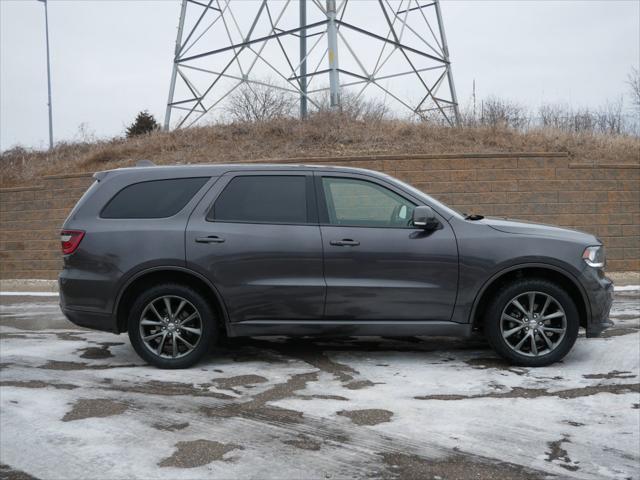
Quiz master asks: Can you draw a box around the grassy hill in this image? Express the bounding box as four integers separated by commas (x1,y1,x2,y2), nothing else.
2,114,639,187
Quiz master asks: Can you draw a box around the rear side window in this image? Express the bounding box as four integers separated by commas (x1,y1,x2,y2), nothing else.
101,177,209,219
209,175,307,224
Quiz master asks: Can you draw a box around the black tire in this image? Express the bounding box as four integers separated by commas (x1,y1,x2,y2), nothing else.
127,283,217,369
484,278,579,367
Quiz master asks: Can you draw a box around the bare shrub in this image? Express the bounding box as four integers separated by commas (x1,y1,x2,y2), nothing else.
0,146,31,181
539,103,569,130
538,100,626,135
478,97,530,130
311,90,390,122
539,103,597,133
416,108,456,126
225,81,296,123
595,99,624,135
74,122,98,143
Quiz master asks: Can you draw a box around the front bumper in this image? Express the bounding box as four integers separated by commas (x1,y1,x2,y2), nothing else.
582,269,614,338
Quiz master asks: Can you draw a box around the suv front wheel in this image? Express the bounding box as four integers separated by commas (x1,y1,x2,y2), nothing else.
485,278,579,367
127,283,217,369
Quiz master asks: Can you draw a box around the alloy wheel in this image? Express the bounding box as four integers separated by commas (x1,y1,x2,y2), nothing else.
500,291,567,357
139,295,202,359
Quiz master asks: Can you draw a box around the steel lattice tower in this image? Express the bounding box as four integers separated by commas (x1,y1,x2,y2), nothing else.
164,0,460,129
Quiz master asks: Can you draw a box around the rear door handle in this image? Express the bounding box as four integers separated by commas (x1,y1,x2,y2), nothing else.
330,239,360,247
196,235,225,244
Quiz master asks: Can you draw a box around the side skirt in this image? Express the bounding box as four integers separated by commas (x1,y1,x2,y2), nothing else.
227,320,472,338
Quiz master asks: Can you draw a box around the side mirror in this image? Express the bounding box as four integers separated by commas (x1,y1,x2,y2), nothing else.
412,206,440,229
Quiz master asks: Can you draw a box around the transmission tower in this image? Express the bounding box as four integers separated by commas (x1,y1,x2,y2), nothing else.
164,0,460,129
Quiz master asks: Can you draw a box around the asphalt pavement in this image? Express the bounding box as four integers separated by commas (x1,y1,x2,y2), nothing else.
0,288,638,480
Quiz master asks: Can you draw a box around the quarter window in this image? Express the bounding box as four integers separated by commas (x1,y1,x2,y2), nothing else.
321,177,415,227
209,175,308,224
101,177,209,219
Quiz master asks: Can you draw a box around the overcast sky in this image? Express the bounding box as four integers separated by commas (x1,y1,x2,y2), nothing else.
1,0,638,151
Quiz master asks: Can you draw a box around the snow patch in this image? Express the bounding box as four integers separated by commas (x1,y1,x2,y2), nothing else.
613,285,640,292
0,291,59,297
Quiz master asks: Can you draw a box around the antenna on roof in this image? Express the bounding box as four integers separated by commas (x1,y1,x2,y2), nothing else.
135,160,156,167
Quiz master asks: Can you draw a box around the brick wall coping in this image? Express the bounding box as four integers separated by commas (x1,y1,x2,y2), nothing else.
569,163,640,169
247,152,570,162
41,173,93,180
0,185,45,193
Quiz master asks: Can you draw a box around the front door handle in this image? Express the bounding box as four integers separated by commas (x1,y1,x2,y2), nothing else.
196,235,225,244
330,239,360,247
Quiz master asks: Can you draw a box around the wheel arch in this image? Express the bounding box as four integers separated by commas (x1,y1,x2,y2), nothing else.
114,266,229,334
470,263,590,332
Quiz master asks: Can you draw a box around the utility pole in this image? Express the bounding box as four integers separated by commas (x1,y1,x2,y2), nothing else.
326,0,340,109
38,0,53,149
299,0,308,119
164,0,188,130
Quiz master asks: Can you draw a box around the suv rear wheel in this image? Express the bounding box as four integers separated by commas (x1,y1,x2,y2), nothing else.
485,278,579,367
127,283,217,369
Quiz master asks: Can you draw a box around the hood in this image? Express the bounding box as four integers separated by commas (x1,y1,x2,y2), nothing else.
480,217,599,244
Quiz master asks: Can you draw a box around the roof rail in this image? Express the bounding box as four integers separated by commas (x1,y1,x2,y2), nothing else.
135,159,156,167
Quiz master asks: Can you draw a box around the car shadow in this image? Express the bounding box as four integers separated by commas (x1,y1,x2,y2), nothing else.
210,334,493,366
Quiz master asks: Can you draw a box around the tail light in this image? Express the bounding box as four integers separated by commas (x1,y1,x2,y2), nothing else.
60,230,85,255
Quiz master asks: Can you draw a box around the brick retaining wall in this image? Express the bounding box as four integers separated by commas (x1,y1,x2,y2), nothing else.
1,153,638,279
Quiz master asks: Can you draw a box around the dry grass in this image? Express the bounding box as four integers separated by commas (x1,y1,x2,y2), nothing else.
2,114,639,187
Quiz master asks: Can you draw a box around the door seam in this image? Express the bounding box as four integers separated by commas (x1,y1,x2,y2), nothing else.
312,173,329,319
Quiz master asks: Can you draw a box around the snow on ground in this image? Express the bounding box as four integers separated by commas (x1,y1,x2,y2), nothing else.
614,285,640,292
0,292,59,297
0,291,639,480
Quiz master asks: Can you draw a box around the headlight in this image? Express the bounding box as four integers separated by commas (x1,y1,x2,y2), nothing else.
582,245,605,268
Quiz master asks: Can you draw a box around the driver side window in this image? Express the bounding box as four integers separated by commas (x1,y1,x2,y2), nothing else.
321,177,415,227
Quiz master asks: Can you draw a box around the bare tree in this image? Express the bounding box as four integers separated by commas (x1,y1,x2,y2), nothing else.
225,81,296,123
628,67,640,110
539,103,598,133
571,109,597,133
539,103,568,130
479,97,530,130
595,98,624,135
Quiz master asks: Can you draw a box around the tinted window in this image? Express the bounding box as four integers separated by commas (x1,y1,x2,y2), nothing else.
101,177,209,219
210,175,307,224
322,177,415,227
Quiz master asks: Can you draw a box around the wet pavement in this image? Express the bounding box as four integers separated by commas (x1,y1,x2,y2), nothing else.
0,289,639,480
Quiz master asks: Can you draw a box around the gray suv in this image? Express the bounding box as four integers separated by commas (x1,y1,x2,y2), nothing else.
59,164,614,368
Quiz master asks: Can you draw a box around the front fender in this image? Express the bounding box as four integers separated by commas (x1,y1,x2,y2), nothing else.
459,260,591,326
